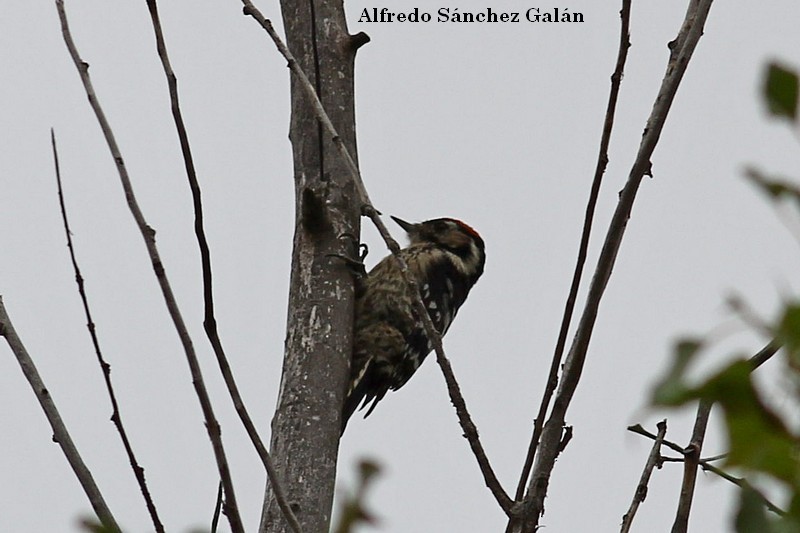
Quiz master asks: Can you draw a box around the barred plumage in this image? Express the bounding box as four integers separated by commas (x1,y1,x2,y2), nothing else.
342,216,485,432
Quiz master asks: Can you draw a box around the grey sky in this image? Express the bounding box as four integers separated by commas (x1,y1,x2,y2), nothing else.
2,1,799,531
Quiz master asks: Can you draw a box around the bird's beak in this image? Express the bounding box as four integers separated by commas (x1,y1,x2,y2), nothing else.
390,216,417,234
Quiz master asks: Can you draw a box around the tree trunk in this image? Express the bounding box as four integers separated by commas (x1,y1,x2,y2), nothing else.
259,1,362,532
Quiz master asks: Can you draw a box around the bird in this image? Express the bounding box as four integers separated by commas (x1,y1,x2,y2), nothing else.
342,215,486,432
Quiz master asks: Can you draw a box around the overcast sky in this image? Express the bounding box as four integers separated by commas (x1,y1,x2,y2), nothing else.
2,1,800,532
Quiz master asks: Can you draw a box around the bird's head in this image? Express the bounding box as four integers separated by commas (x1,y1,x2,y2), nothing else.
391,216,485,278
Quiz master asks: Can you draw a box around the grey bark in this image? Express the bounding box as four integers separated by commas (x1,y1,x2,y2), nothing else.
259,1,362,532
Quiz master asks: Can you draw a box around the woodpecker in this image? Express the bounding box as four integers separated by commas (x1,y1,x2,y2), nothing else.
342,216,486,432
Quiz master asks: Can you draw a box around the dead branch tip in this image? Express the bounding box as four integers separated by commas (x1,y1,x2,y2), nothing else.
349,32,370,51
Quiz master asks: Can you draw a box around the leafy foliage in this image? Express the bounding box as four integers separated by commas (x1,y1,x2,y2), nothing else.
777,304,800,369
653,335,800,530
764,62,799,121
746,168,800,209
652,61,800,533
333,459,382,533
735,486,772,532
653,341,799,482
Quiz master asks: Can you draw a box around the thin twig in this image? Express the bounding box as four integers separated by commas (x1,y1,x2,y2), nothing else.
628,424,785,516
240,0,515,515
55,2,244,531
510,0,632,515
748,340,781,371
621,420,667,533
144,1,301,531
51,129,164,532
520,2,717,530
211,481,223,533
0,297,120,531
697,463,785,516
627,424,686,455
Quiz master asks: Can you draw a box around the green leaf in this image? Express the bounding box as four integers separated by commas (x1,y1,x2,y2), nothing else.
651,338,703,406
358,459,381,485
745,168,800,208
764,62,799,121
697,361,799,487
735,486,773,533
333,459,382,533
780,494,800,531
776,303,800,369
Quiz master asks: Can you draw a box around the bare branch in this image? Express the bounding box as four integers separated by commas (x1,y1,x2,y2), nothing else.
143,1,301,530
240,2,371,211
621,420,667,533
628,424,785,517
748,340,781,370
0,297,119,531
511,0,632,514
518,2,717,529
51,129,164,532
240,0,514,515
211,481,223,533
627,424,686,456
670,399,712,533
55,2,244,530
